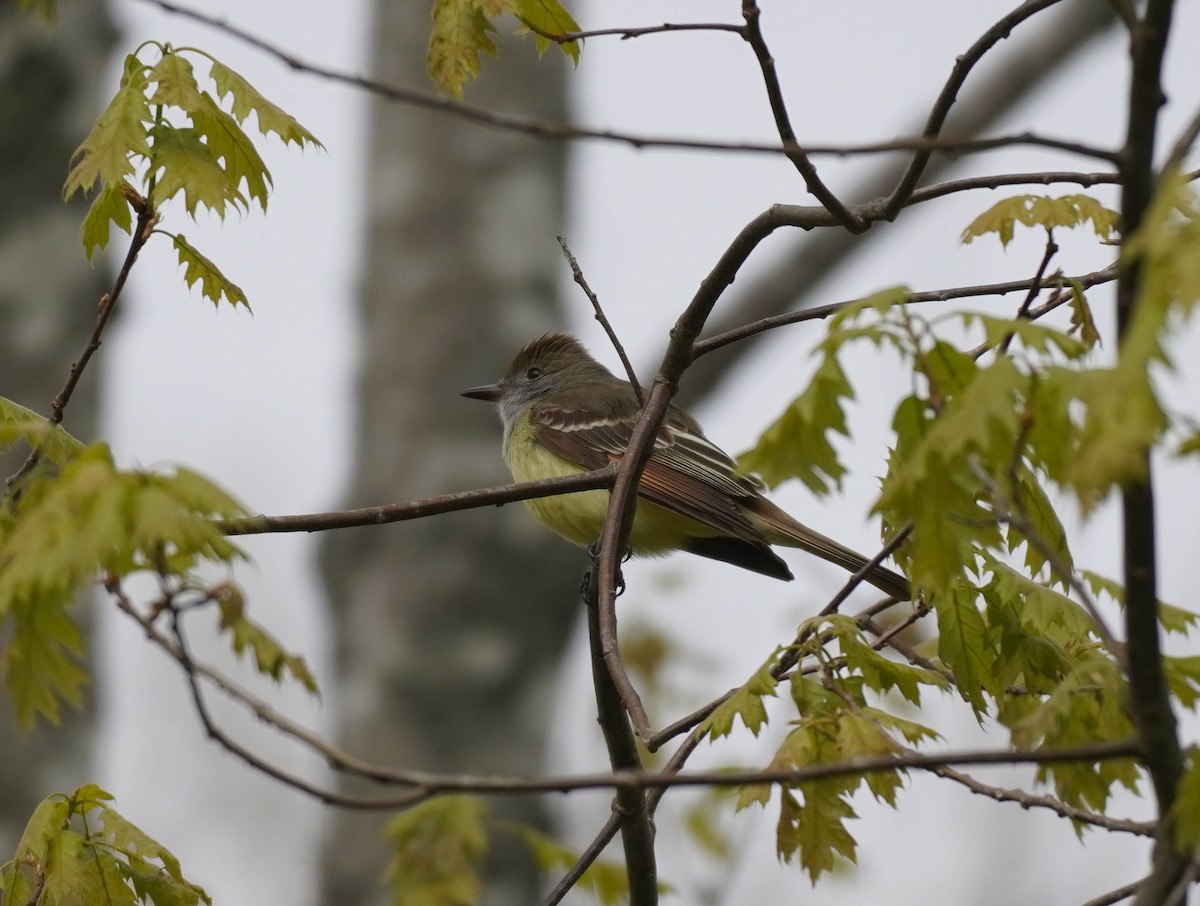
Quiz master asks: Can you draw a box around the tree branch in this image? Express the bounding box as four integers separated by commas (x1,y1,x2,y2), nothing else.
884,0,1070,216
131,0,1114,163
5,194,155,493
1117,3,1188,903
740,0,864,231
218,468,614,535
583,563,657,905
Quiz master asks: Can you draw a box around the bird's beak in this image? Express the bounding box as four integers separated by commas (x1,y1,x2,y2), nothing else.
460,382,504,403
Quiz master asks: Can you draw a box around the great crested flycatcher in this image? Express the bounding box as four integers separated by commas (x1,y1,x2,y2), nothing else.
462,332,909,599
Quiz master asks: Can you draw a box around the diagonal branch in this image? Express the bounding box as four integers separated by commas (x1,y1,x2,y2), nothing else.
741,0,864,231
5,195,155,494
678,2,1117,406
884,0,1070,216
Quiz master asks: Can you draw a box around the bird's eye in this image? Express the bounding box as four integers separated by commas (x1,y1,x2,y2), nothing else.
525,366,544,381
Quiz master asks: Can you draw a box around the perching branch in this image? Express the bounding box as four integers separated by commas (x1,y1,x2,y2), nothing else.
218,468,614,536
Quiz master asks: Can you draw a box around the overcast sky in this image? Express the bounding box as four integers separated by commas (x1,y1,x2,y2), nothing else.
92,2,1200,904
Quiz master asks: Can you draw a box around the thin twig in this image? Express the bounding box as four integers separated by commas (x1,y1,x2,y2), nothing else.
694,262,1118,358
926,761,1152,837
5,197,154,492
996,236,1059,356
740,0,863,231
556,236,643,404
818,525,913,615
884,0,1070,216
520,19,744,44
1082,879,1143,906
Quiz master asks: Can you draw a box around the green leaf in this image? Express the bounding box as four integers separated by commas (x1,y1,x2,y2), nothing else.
1070,365,1167,512
827,285,911,333
385,795,489,906
64,54,152,199
171,233,250,309
190,92,273,210
1,796,71,903
209,62,323,148
957,311,1089,360
986,561,1095,642
149,51,207,113
961,194,1119,247
1163,657,1200,709
14,0,56,20
1007,464,1074,586
149,125,247,217
822,615,948,704
1080,570,1196,635
700,652,779,739
1066,279,1102,348
1009,653,1138,812
215,584,319,693
79,179,135,260
515,0,582,62
428,0,499,97
934,580,994,715
2,787,210,906
95,800,211,904
0,397,85,464
739,352,853,494
4,585,88,729
0,446,250,727
776,784,858,884
1178,430,1200,457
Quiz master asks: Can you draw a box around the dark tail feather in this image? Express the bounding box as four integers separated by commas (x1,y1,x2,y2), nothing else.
685,537,794,581
686,535,911,599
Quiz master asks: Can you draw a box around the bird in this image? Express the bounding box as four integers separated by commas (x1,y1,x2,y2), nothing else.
461,332,909,599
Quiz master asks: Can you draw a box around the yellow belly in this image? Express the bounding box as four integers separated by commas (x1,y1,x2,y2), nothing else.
504,421,709,553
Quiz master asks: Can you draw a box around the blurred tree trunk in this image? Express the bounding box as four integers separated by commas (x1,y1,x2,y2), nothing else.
318,9,575,906
0,1,116,854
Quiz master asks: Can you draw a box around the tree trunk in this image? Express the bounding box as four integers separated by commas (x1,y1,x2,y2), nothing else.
319,11,575,905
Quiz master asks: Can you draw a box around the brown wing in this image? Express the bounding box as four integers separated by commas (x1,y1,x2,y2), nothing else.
530,402,767,542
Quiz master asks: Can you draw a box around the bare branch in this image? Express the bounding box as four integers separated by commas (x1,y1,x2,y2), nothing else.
129,0,1115,163
5,195,155,493
885,0,1072,215
557,236,643,404
740,0,864,231
694,262,1118,357
520,19,744,44
218,468,614,536
1082,879,1143,906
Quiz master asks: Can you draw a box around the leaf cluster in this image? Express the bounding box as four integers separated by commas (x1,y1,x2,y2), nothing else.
63,44,321,307
0,433,316,729
730,178,1200,875
427,0,582,97
961,193,1120,247
702,619,944,882
0,785,210,906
